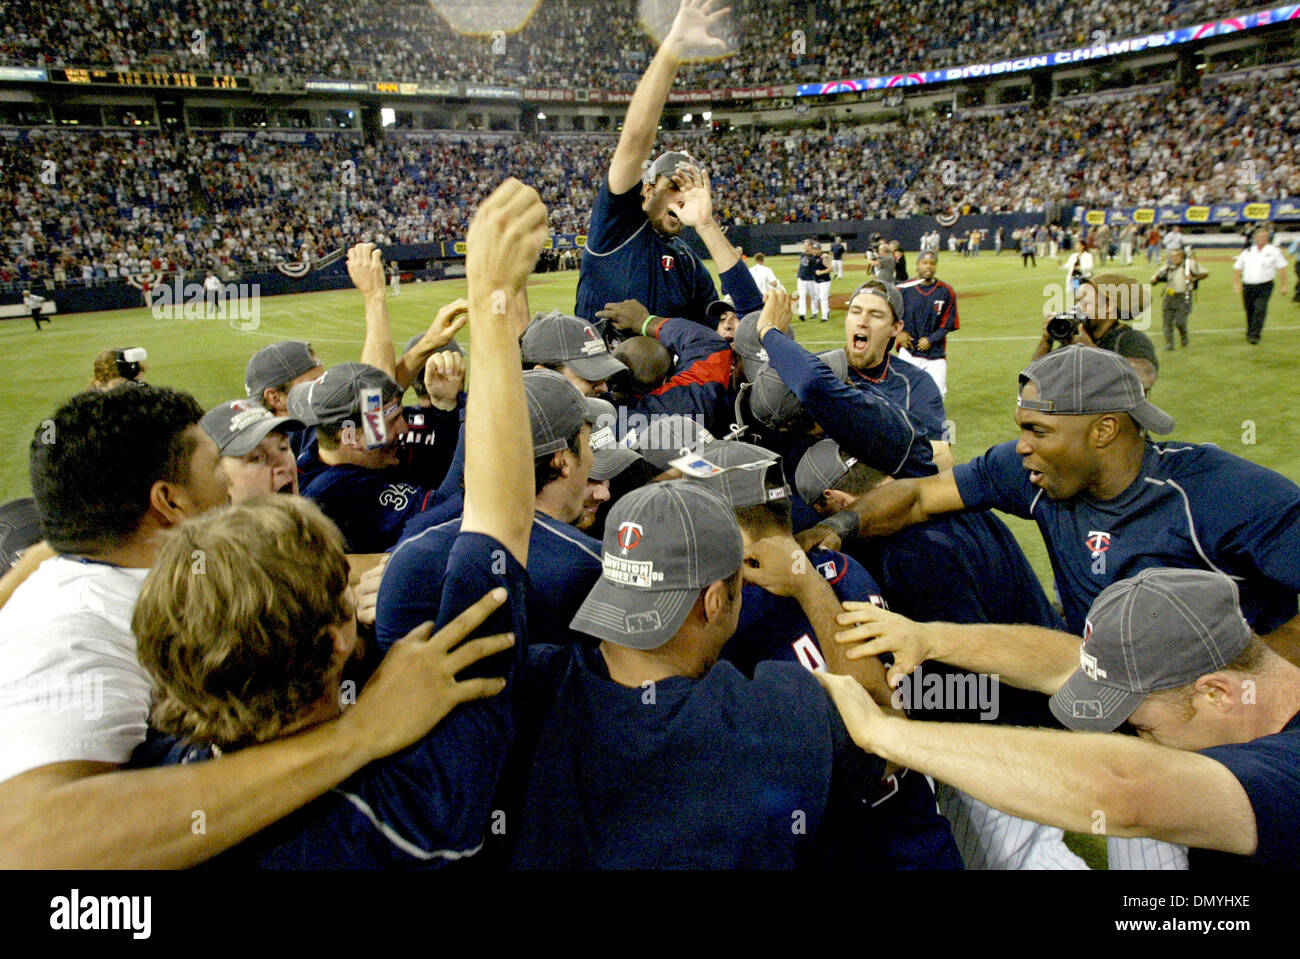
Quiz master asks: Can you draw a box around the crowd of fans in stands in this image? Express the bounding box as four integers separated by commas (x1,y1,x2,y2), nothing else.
0,0,1265,87
2,66,1295,288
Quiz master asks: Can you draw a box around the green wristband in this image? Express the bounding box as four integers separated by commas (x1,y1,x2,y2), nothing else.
641,315,658,337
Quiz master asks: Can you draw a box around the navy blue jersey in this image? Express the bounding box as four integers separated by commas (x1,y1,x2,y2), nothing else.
897,278,959,359
506,643,886,869
284,425,317,461
832,243,846,261
845,354,946,441
575,179,761,327
762,331,938,478
953,440,1300,635
722,548,885,677
297,440,434,554
797,253,820,282
1193,709,1300,870
140,532,528,869
377,513,601,650
848,510,1065,728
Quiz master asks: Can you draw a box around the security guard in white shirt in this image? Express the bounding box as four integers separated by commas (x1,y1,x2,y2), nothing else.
1233,228,1290,344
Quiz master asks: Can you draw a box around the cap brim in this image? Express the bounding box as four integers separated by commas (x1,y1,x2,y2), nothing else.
569,577,697,650
590,446,642,481
1129,400,1175,435
1048,670,1145,732
566,352,628,384
219,416,304,457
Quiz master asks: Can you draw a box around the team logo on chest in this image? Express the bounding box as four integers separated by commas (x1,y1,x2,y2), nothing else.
1085,530,1111,575
616,521,644,551
661,255,675,272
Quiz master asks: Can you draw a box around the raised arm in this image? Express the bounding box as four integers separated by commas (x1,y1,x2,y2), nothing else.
460,179,550,564
395,298,468,391
798,469,966,552
607,0,730,194
351,243,398,380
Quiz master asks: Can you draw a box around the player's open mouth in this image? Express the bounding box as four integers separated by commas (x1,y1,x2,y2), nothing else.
1027,469,1045,486
276,480,296,494
665,210,680,225
851,334,869,349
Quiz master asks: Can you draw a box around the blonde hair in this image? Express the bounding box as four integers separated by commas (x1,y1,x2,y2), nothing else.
132,496,353,748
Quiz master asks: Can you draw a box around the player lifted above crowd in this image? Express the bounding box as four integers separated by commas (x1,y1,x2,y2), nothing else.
576,0,761,336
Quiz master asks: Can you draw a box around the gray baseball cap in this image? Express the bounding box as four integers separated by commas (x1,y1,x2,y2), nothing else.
732,311,770,381
849,279,904,321
749,349,850,430
587,396,643,481
642,150,697,185
286,362,400,427
623,414,715,472
570,480,744,650
1019,345,1175,434
794,438,859,505
524,369,603,457
245,341,321,400
201,399,303,457
677,439,789,510
521,310,627,384
1049,568,1253,733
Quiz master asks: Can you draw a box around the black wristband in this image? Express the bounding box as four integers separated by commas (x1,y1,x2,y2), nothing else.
825,509,860,541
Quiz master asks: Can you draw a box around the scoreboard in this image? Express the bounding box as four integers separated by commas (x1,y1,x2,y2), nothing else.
48,69,250,90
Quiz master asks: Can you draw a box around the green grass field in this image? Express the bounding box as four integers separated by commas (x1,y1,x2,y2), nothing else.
4,248,1296,869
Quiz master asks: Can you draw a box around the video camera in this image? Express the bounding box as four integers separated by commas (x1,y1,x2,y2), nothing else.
1046,308,1086,346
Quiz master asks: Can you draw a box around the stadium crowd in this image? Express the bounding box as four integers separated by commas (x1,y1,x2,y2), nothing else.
0,2,1297,876
4,65,1297,288
0,0,1269,87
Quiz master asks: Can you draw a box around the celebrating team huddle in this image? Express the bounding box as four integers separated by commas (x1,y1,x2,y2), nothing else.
0,0,1298,873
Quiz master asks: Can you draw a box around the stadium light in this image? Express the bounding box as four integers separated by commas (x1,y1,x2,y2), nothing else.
381,108,396,127
683,113,693,123
702,111,712,121
537,111,546,119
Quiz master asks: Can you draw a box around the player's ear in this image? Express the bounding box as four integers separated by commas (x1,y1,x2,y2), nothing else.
701,578,731,624
1091,413,1123,449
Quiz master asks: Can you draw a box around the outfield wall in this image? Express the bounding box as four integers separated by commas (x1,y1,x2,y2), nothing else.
2,216,1291,319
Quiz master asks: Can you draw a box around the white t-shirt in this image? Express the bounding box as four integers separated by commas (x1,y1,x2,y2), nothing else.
748,263,781,294
0,557,150,784
1233,244,1289,284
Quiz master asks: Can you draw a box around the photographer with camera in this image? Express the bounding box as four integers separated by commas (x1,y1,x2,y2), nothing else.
1032,274,1159,394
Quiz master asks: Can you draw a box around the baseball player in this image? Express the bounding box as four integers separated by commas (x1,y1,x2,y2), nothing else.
822,568,1300,870
801,346,1300,868
795,238,820,322
574,0,761,331
896,251,960,396
831,236,846,278
795,438,1089,869
815,244,833,322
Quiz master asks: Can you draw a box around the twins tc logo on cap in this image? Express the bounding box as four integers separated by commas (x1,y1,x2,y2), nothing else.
616,521,643,552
